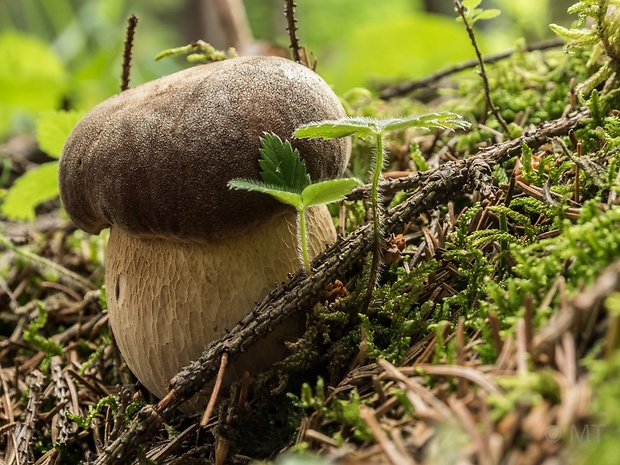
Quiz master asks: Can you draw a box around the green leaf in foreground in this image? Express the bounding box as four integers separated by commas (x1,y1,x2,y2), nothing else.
294,112,471,140
227,179,302,209
36,110,85,158
258,133,310,193
2,162,59,221
302,178,361,207
295,110,470,312
227,132,360,273
294,118,379,139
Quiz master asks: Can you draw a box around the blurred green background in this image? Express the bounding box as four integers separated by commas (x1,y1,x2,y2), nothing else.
0,0,573,139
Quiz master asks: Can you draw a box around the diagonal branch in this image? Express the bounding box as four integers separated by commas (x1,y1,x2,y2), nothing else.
93,108,589,465
379,38,563,100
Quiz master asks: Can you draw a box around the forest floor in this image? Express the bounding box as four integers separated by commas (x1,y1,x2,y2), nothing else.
2,26,620,465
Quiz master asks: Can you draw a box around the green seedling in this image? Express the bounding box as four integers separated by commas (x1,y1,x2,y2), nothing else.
294,113,470,309
228,133,361,273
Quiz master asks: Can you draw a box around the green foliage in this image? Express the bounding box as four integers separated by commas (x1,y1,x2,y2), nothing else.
66,395,119,430
458,0,502,25
23,302,63,358
309,12,485,93
409,141,429,172
289,377,373,443
359,260,438,364
2,162,60,222
487,369,560,420
550,0,620,97
0,31,67,137
1,110,84,221
296,113,470,302
294,113,471,140
578,337,620,464
445,46,578,127
228,134,359,211
79,336,111,376
36,110,85,158
472,202,620,360
228,133,361,272
258,134,311,192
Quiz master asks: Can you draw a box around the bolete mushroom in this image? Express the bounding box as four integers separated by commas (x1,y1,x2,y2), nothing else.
59,56,350,404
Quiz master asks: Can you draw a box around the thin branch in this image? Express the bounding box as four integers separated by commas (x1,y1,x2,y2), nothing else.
93,108,589,465
379,38,563,100
284,0,302,63
454,0,511,134
120,15,139,92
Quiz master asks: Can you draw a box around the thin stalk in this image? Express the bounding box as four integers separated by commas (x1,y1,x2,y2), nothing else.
362,133,385,313
298,208,311,273
454,0,511,135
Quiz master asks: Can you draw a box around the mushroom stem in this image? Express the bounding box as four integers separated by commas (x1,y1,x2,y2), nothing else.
105,205,336,406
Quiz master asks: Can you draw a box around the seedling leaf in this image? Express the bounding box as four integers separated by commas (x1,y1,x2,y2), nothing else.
295,113,470,141
258,133,310,193
301,178,362,207
227,179,302,209
294,118,378,139
381,113,471,133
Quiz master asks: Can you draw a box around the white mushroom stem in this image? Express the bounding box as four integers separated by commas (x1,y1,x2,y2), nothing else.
105,205,336,402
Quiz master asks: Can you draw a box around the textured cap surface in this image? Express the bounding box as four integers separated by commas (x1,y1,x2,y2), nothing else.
59,56,350,240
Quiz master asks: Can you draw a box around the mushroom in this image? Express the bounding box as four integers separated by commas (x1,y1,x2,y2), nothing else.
59,56,350,404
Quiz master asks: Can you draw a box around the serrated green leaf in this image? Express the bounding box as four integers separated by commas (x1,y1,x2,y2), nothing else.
258,133,310,193
381,112,471,133
301,178,362,207
227,179,302,209
295,113,470,140
294,118,379,139
2,162,59,221
37,110,86,158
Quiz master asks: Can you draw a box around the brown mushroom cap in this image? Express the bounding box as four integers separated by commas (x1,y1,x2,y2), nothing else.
59,56,350,241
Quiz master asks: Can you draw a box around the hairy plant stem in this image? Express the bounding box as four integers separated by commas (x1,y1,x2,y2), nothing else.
298,208,311,273
362,133,386,313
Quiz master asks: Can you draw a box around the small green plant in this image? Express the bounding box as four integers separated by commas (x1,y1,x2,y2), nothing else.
550,0,620,97
289,377,373,443
456,0,501,25
294,113,470,308
228,133,361,273
66,395,119,430
23,303,64,361
1,109,84,221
